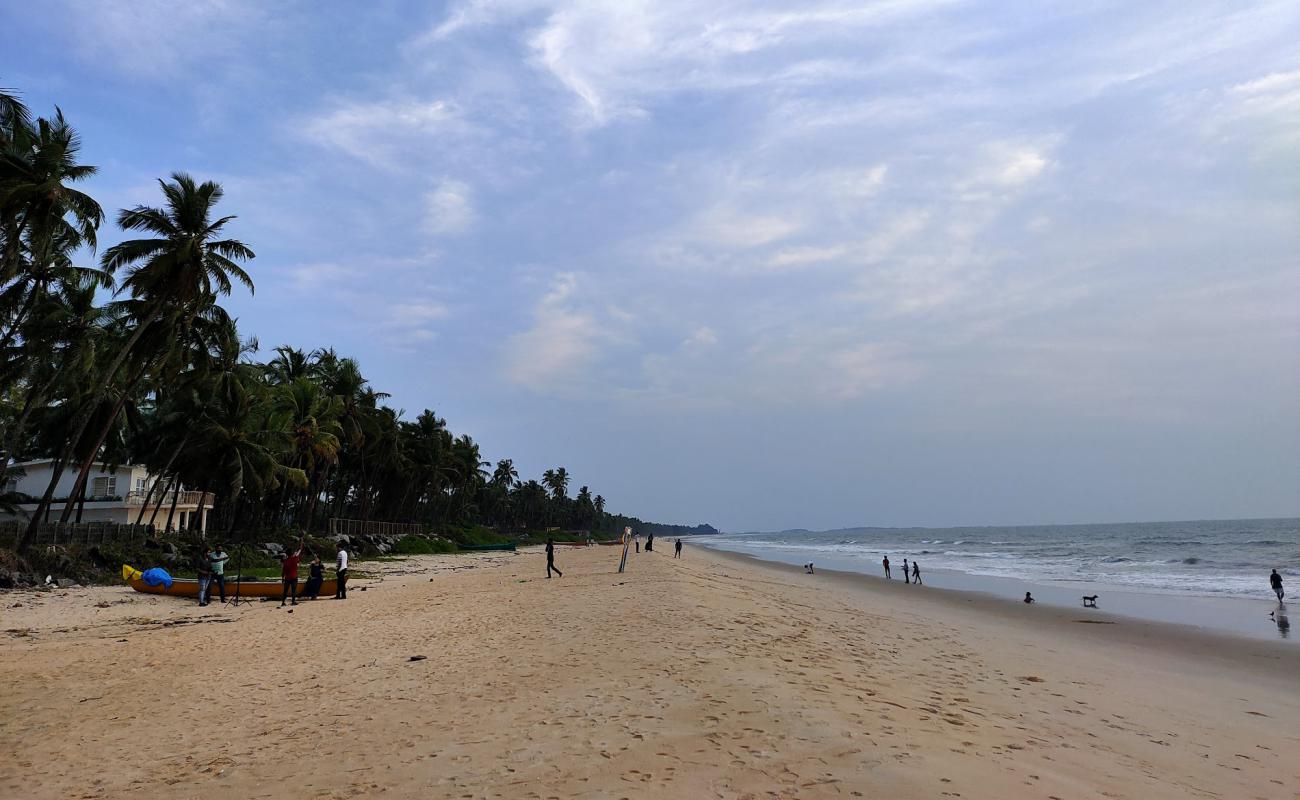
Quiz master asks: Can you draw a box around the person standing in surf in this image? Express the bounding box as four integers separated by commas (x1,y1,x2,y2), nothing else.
1271,569,1285,603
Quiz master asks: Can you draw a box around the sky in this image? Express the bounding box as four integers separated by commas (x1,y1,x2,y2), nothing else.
3,0,1298,531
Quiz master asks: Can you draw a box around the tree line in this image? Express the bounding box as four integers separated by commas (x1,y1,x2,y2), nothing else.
0,87,713,550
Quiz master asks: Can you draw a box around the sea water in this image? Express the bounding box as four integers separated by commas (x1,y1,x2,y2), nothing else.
703,518,1298,600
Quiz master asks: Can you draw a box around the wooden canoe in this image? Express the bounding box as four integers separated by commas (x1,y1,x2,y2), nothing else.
129,575,338,599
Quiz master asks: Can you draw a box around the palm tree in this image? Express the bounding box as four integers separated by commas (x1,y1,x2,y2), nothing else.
0,109,102,283
491,459,518,488
26,173,253,540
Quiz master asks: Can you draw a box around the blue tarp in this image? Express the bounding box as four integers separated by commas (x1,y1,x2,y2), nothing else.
141,567,173,588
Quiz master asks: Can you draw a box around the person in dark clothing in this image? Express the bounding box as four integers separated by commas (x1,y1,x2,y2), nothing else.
674,538,682,558
882,556,891,579
1271,569,1285,602
1024,592,1035,604
303,556,324,600
911,561,922,585
645,533,654,552
280,537,304,607
546,538,563,578
902,558,910,584
195,549,213,607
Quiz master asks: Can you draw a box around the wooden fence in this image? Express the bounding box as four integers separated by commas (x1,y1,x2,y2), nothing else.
0,521,155,547
327,517,424,538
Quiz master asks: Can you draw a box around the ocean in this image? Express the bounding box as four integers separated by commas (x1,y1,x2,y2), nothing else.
702,518,1298,600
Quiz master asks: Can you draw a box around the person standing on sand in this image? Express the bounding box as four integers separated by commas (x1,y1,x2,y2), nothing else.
1271,569,1285,602
675,538,682,558
208,544,229,603
635,532,640,553
195,547,213,607
280,537,304,607
646,533,654,552
546,537,563,578
335,542,349,599
882,556,891,579
902,558,910,584
911,561,922,585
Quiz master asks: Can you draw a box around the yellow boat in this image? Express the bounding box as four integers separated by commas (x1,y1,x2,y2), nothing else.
122,565,338,599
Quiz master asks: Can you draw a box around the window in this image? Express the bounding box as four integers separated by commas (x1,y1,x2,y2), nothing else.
92,477,117,499
135,477,145,492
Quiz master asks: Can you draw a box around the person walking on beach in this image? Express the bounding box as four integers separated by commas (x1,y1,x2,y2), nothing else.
882,556,891,579
1271,569,1285,603
334,542,349,599
675,538,683,558
902,558,910,584
195,547,213,607
546,537,563,578
208,544,229,603
911,561,922,585
280,537,304,607
634,532,640,553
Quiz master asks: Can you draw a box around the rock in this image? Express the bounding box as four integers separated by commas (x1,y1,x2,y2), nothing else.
57,577,77,589
0,567,14,589
375,543,392,555
262,542,285,555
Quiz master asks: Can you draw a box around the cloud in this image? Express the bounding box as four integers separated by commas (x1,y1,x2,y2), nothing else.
303,99,462,167
503,272,622,388
424,180,477,235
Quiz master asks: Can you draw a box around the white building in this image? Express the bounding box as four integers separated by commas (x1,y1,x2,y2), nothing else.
2,459,210,533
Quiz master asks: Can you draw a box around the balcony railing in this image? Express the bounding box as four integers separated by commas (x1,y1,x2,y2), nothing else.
125,490,208,507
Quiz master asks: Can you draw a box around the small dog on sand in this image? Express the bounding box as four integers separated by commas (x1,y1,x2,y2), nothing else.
1082,595,1098,608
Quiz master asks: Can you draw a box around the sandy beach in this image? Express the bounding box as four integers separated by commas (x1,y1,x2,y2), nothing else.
2,544,1297,799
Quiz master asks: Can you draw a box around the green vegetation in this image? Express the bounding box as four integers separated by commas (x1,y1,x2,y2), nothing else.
0,85,714,562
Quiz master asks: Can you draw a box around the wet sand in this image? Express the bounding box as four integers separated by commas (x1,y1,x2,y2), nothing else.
2,545,1296,799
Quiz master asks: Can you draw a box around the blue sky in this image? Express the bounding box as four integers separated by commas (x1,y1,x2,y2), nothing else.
4,0,1298,530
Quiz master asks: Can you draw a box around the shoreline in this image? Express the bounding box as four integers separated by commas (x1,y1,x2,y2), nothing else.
3,546,1298,798
695,545,1300,685
697,538,1295,643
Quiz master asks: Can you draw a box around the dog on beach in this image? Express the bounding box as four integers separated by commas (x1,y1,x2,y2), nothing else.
1082,595,1099,608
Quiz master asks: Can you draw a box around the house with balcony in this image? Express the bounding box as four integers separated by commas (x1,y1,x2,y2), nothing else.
2,459,210,533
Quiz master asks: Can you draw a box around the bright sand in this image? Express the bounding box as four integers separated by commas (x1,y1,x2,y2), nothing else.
1,545,1297,799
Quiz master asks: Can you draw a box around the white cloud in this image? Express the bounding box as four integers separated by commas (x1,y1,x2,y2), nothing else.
683,326,718,348
424,180,478,235
303,99,462,167
503,272,623,388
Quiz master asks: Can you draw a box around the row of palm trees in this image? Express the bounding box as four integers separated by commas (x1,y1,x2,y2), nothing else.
0,88,631,550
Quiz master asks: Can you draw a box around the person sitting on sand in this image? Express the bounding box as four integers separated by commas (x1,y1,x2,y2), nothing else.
882,556,891,579
335,542,349,600
195,547,213,607
675,538,683,558
1270,569,1284,603
280,537,304,607
546,537,563,578
902,558,910,584
1024,592,1035,604
911,561,922,585
303,556,324,600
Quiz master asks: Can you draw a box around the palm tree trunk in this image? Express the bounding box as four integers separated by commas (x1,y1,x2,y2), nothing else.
148,475,176,527
133,431,192,524
164,481,182,533
58,348,159,526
